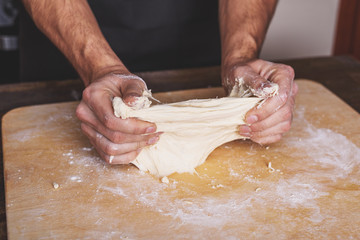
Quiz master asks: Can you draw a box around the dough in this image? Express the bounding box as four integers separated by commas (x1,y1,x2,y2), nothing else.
113,92,266,177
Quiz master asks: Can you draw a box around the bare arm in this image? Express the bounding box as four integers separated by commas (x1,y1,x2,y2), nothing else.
219,0,298,145
22,0,128,85
22,0,159,164
219,0,277,69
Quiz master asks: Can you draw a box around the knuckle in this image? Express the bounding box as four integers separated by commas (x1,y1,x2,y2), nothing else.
275,134,283,142
292,82,299,95
75,104,86,121
110,132,125,143
253,137,266,145
256,134,282,145
94,132,103,147
284,65,295,78
132,125,144,135
125,119,147,134
103,143,116,155
278,92,288,105
281,121,292,132
250,123,263,132
80,123,86,132
131,119,144,133
103,155,112,164
103,115,116,129
120,152,137,164
92,146,107,163
282,107,293,121
82,87,92,102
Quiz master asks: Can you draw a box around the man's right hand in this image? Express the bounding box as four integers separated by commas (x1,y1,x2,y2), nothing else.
76,73,161,164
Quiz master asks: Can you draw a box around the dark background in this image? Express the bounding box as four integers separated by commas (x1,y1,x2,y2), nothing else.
0,0,19,84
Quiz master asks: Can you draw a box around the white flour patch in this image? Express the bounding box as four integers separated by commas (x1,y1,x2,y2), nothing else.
81,147,93,152
69,176,82,182
8,128,38,143
275,178,328,208
278,107,360,182
229,168,239,177
99,186,127,197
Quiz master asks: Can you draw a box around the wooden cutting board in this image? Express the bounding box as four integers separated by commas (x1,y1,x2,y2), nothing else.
2,80,360,239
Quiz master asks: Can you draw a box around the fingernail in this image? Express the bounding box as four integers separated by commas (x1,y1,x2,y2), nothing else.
109,155,114,164
239,125,251,137
148,136,159,145
145,126,156,133
246,115,258,124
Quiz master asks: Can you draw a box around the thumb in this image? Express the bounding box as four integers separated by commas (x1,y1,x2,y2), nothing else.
121,78,147,105
236,66,278,98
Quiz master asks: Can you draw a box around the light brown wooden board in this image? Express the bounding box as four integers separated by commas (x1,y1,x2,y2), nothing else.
2,80,360,239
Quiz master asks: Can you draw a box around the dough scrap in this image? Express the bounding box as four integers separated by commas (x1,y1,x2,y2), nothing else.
113,93,265,177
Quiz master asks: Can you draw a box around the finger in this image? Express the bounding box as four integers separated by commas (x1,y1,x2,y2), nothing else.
248,95,295,132
245,77,295,124
81,123,160,156
81,88,156,134
292,81,299,96
77,102,158,143
121,78,147,104
251,134,283,145
232,65,271,93
249,60,295,89
88,137,141,164
265,63,295,103
239,67,269,89
107,150,141,165
245,93,287,124
238,111,292,139
250,120,292,140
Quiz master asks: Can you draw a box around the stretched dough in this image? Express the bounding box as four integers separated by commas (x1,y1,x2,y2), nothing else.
113,94,262,177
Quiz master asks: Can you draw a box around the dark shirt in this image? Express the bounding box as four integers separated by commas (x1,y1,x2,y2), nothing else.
19,0,220,82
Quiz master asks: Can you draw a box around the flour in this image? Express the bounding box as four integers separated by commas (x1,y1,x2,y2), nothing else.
100,186,127,197
8,128,38,143
229,77,279,98
278,107,360,181
69,176,82,182
81,147,93,151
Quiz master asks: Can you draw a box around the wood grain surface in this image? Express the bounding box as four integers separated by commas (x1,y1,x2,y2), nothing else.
1,56,360,239
2,80,360,239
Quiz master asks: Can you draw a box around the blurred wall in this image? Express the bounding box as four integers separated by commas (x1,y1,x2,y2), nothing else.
260,0,340,60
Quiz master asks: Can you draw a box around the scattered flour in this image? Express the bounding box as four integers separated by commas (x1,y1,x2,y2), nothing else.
69,176,82,183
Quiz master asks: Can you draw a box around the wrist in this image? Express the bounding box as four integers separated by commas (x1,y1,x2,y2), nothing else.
221,55,258,81
221,39,259,70
74,38,130,86
87,65,131,86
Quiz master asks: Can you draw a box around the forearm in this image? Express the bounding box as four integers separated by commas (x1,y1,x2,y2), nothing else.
22,0,129,85
219,0,277,67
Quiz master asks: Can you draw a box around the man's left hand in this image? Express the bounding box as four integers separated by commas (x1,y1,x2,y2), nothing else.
222,59,299,145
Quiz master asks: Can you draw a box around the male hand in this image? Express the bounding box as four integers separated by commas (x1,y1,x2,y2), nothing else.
222,59,298,145
76,73,161,164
